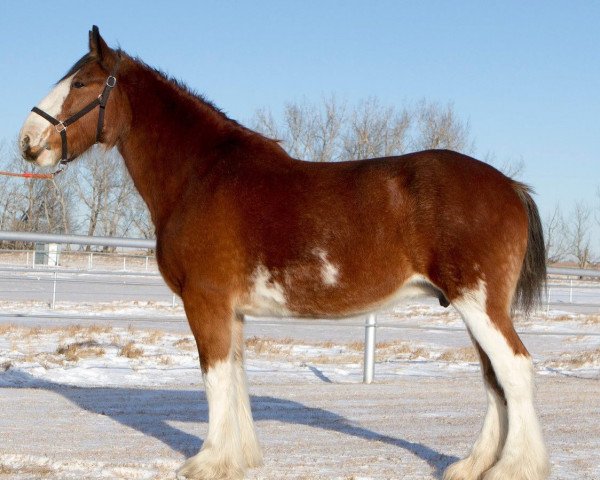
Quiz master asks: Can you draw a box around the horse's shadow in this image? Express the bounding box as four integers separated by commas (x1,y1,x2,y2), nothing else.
2,370,457,479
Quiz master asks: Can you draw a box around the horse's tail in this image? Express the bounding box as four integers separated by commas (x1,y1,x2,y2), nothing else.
511,181,547,315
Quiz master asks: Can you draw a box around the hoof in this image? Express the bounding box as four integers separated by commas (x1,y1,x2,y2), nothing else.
444,458,483,480
177,448,244,480
443,454,498,480
481,458,550,480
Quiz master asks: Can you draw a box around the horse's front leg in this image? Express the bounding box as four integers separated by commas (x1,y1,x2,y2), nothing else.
177,289,246,480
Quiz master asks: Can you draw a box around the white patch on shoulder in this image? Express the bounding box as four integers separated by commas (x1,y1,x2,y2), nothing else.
313,248,339,287
242,264,290,316
20,74,75,148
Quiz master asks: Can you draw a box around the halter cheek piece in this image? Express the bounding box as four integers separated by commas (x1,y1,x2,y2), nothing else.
31,57,121,165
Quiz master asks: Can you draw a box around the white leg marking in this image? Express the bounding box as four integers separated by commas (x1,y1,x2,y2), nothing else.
178,358,245,480
449,282,549,480
232,320,263,468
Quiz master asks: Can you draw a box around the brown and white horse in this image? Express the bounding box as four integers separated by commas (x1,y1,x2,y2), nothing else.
19,27,549,480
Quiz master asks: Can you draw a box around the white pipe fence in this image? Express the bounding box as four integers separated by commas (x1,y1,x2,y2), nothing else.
0,231,599,383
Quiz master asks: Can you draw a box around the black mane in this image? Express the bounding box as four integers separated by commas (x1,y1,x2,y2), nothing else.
143,60,246,129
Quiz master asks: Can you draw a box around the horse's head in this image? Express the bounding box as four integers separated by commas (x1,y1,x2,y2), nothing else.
19,26,127,168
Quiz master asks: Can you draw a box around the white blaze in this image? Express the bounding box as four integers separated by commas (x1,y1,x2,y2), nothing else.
19,74,74,166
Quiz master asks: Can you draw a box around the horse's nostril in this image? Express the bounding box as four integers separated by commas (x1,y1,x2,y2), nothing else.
22,135,30,149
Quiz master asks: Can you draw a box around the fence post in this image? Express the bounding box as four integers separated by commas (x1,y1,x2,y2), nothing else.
363,313,376,384
569,279,573,303
51,271,57,309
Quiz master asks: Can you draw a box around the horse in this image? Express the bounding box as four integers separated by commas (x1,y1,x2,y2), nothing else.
19,26,549,480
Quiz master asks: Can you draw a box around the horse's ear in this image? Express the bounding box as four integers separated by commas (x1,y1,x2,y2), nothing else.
88,25,117,69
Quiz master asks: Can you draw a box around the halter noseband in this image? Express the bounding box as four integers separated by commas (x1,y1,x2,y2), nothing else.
31,57,121,165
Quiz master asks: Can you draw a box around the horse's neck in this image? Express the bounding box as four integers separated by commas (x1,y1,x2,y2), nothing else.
116,66,239,230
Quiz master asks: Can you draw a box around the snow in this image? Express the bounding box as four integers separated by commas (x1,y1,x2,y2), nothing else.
1,303,599,479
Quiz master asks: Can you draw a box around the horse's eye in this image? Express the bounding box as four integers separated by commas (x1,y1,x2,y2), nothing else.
72,81,85,89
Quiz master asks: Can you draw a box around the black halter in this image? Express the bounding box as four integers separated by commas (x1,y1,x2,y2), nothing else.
31,58,120,164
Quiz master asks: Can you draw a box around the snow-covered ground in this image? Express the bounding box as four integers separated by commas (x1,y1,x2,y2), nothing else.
1,302,599,479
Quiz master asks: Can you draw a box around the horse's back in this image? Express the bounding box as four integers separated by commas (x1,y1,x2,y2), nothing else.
227,148,529,316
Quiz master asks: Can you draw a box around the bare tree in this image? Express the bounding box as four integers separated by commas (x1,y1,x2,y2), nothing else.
342,97,411,160
254,97,345,162
72,147,137,250
252,96,472,164
0,139,75,242
566,201,595,268
481,151,525,179
411,100,473,153
125,192,154,240
543,205,569,264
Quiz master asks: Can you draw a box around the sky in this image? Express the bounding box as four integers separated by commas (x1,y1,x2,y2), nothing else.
0,1,598,231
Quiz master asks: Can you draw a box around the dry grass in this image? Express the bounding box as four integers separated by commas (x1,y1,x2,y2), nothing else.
243,337,438,365
174,337,196,351
583,314,600,325
548,348,600,368
375,341,430,362
0,462,53,477
119,341,144,359
144,330,165,344
438,346,479,363
245,337,290,355
550,314,574,322
86,324,113,334
158,355,173,366
56,341,106,361
245,336,298,356
0,323,16,335
308,353,362,364
347,341,364,352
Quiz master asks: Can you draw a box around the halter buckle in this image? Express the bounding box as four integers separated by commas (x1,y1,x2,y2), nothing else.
55,122,66,133
106,76,117,88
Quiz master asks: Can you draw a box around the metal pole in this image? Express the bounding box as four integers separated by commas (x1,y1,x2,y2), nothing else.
145,256,149,271
363,313,376,384
51,271,57,309
546,288,551,314
26,251,29,267
0,231,156,250
123,256,126,271
172,294,176,308
569,279,573,303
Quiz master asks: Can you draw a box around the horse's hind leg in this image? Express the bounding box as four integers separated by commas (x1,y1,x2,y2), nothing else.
443,337,508,480
449,282,549,480
177,290,245,480
232,314,263,468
